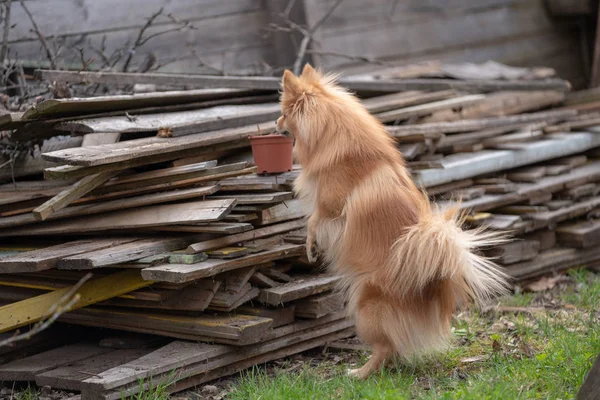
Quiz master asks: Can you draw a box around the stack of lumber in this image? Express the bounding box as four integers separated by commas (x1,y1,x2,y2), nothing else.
1,61,600,397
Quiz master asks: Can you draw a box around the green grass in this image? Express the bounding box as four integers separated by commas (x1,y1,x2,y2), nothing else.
16,385,39,400
228,270,600,400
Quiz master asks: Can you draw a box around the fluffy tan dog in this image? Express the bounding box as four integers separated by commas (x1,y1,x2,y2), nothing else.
276,64,509,379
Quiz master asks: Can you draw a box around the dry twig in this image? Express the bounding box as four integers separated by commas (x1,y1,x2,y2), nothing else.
0,0,11,65
0,273,92,348
19,0,56,69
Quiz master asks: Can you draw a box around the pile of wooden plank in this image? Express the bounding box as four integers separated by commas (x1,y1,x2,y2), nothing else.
1,62,600,397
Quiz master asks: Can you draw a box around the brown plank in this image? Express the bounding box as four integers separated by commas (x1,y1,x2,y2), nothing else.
0,238,141,274
0,342,112,381
0,185,220,230
258,276,341,306
186,219,305,254
0,200,235,237
142,244,304,283
58,235,210,270
33,170,122,221
486,240,540,265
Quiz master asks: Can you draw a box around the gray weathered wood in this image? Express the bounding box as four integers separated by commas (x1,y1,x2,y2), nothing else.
258,276,341,306
55,103,280,136
0,238,141,274
0,199,235,237
142,243,304,283
187,219,305,254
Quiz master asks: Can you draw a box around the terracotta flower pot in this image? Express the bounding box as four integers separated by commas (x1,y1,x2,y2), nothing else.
249,134,294,174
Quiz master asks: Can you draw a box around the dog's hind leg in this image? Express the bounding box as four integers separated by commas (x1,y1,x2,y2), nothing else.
347,284,394,379
347,343,392,379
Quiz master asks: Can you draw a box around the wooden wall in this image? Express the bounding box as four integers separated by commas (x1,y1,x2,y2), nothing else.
304,0,587,87
5,0,587,86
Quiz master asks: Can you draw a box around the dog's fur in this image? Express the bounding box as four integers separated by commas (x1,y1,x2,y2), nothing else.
276,65,509,379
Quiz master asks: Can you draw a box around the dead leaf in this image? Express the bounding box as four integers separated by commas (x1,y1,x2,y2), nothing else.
460,355,489,363
157,127,173,138
519,340,534,358
524,275,570,292
492,339,502,352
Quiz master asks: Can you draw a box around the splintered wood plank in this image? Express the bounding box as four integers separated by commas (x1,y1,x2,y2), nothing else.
0,185,221,230
61,307,273,344
531,197,600,227
58,235,209,270
95,162,245,194
35,348,153,391
33,170,121,220
295,292,345,319
556,220,600,248
22,89,249,120
258,276,342,306
0,200,235,237
41,122,273,168
0,342,112,381
55,103,280,136
187,219,305,254
523,230,556,251
142,244,304,284
219,265,257,293
0,270,151,333
0,238,141,274
208,286,260,312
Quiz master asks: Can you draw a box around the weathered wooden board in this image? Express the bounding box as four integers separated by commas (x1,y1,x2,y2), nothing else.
258,276,342,306
0,185,220,229
41,122,273,167
22,89,251,120
57,235,210,270
55,103,280,136
142,244,304,283
36,70,571,92
187,219,305,253
416,133,600,188
60,307,273,344
556,220,600,248
0,270,151,333
0,342,113,381
0,199,235,237
0,238,141,274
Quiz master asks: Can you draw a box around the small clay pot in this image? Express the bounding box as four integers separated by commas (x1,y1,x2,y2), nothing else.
249,134,293,174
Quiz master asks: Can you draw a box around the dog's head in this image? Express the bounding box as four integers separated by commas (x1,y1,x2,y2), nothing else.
276,64,345,148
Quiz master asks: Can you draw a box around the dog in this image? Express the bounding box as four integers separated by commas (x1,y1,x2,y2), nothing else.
276,64,509,379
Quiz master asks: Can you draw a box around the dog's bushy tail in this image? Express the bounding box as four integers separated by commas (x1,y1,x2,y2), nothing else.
383,196,510,306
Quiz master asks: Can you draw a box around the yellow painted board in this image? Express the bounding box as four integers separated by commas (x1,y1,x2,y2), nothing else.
0,269,153,333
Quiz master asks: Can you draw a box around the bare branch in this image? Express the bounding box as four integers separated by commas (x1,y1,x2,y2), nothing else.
0,273,92,348
0,0,11,65
291,0,346,74
306,50,389,66
122,7,164,72
19,0,56,69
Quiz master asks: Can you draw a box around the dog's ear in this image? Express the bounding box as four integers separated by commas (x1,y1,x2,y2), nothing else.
300,64,320,83
282,69,302,96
